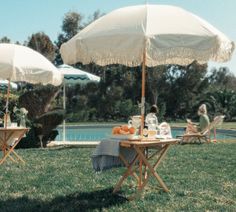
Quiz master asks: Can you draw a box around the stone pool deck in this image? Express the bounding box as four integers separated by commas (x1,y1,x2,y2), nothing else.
47,141,100,147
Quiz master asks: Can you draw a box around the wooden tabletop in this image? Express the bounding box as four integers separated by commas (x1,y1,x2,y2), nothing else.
120,138,180,147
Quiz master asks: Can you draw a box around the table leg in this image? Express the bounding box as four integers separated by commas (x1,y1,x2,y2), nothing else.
134,145,169,192
139,144,170,191
119,153,139,182
153,145,170,170
139,148,145,188
8,153,17,163
113,154,139,193
8,146,25,163
144,148,148,180
0,130,27,165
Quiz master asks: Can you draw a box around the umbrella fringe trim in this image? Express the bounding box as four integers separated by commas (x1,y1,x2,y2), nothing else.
74,41,234,67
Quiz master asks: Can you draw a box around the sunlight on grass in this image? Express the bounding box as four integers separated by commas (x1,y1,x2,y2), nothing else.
0,143,235,211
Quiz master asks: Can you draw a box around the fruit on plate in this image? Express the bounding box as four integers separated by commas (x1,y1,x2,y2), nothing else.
112,125,136,135
129,127,136,134
121,125,129,132
112,127,121,134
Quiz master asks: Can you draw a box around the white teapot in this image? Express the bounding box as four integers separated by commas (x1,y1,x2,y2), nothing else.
128,115,141,129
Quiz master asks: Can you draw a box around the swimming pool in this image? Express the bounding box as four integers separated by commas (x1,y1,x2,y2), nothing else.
55,125,236,141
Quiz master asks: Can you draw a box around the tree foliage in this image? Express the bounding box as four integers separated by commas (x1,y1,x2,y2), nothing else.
54,10,104,66
62,11,82,39
0,36,11,43
59,61,236,123
27,32,55,62
200,89,236,121
54,11,83,65
208,67,236,91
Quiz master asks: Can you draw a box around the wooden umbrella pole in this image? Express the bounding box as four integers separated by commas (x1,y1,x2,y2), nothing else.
138,45,146,188
140,48,146,137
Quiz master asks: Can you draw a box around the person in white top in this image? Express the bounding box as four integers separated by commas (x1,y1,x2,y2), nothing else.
145,105,159,130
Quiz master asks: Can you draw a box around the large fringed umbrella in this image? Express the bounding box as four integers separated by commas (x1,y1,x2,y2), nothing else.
60,4,235,134
58,64,100,141
0,43,63,127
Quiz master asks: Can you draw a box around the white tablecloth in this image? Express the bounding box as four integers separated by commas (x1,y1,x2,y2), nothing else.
91,137,136,171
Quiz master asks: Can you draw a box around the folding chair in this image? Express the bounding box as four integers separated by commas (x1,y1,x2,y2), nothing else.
178,115,225,144
0,128,28,165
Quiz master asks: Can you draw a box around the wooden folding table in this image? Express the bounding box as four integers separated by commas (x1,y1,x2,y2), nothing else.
0,127,28,165
113,138,179,199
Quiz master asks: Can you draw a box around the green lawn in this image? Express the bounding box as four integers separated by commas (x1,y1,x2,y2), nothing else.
0,143,235,211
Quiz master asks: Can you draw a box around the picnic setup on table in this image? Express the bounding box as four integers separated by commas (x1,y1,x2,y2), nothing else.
92,114,180,199
92,116,179,199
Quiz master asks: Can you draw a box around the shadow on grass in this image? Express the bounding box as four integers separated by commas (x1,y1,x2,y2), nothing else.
0,188,127,212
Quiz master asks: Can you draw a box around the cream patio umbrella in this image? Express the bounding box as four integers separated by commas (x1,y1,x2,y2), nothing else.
60,4,235,134
0,43,63,127
58,64,100,141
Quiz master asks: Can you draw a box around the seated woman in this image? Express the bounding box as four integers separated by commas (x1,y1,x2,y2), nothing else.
186,104,210,134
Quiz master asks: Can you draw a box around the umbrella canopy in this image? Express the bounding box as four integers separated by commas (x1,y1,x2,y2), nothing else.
0,43,63,127
0,80,17,90
60,4,234,67
60,4,234,134
0,43,62,86
58,64,100,141
58,64,100,85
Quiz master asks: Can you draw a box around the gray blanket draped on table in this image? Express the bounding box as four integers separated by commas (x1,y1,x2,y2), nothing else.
91,137,136,171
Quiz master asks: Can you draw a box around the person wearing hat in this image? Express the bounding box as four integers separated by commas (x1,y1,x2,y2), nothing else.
186,104,210,133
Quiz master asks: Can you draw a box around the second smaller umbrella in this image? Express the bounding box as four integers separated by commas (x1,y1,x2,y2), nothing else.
0,80,17,90
58,64,100,141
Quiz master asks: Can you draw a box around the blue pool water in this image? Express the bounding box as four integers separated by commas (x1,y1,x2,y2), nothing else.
55,125,236,141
